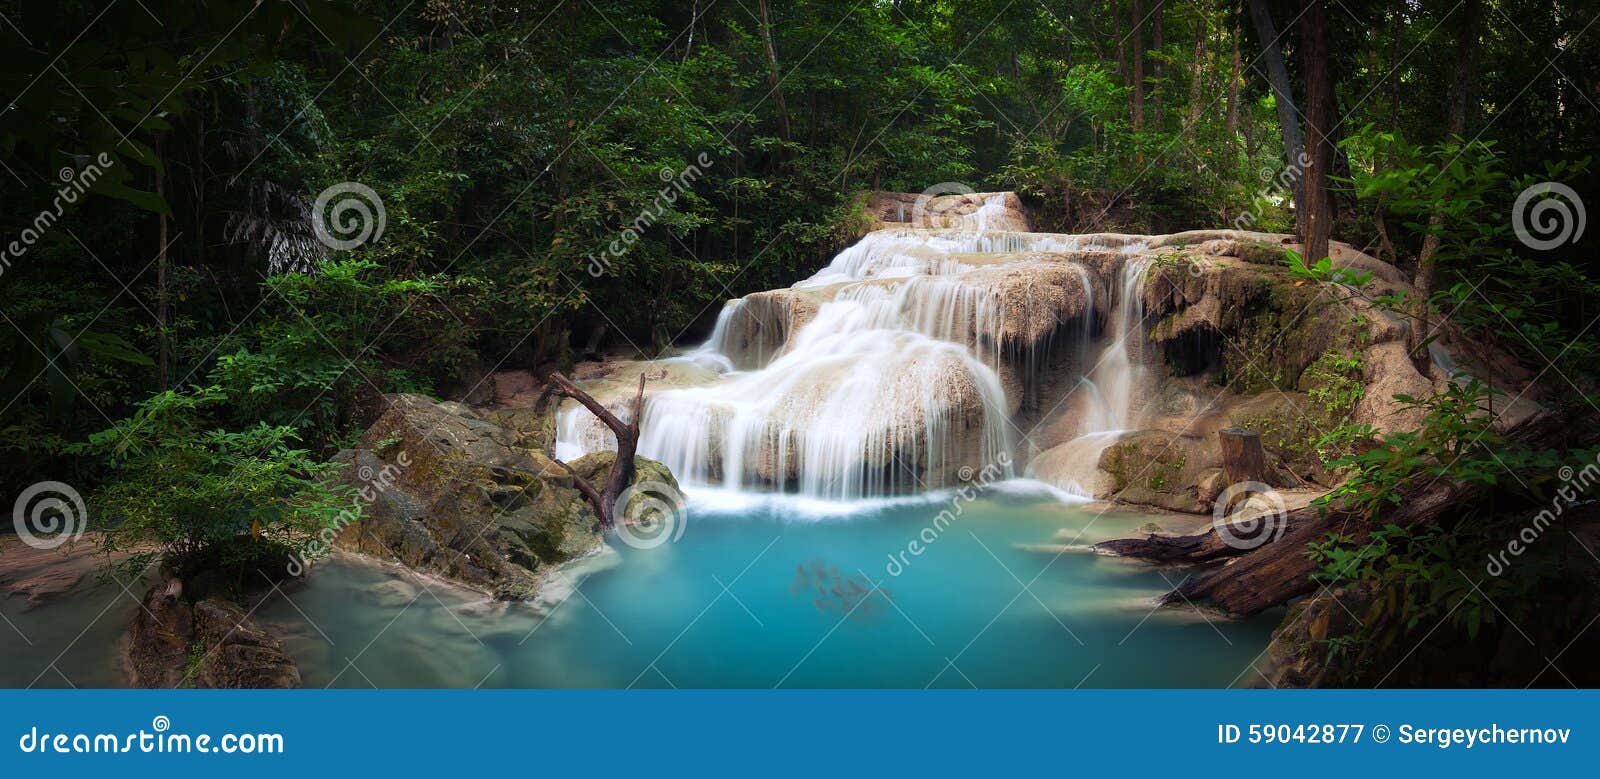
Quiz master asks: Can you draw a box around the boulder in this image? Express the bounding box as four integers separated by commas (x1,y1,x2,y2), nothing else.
1096,430,1219,513
711,289,823,370
125,587,300,689
867,191,1031,231
329,393,671,600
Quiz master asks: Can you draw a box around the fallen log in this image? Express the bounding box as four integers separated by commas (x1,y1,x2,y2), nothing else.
1093,530,1232,563
1103,410,1577,617
1168,480,1472,615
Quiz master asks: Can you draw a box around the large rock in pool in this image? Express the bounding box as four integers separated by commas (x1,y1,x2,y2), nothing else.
329,393,676,600
126,588,300,688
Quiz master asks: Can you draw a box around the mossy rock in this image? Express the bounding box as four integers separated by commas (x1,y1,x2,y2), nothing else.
1097,430,1216,513
330,394,680,601
488,405,560,454
567,450,683,520
1237,241,1291,266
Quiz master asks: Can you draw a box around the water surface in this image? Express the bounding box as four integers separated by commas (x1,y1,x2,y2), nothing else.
255,489,1276,688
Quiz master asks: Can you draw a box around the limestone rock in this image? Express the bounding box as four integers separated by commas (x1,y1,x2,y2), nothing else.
330,393,670,600
867,191,1031,231
712,289,822,370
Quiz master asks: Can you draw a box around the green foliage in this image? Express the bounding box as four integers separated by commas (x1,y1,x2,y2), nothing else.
206,259,472,445
70,386,350,577
1319,380,1553,519
1304,374,1582,677
1282,250,1374,289
1342,128,1508,264
1304,351,1365,419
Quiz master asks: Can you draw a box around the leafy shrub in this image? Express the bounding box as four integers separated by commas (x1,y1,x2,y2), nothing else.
72,387,350,586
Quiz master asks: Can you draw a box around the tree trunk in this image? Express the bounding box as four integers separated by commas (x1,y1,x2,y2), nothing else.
1298,0,1333,266
542,372,647,530
1247,0,1305,212
1115,1,1127,83
1103,410,1585,617
155,134,170,390
1151,1,1165,104
1219,427,1268,485
1409,0,1481,368
756,0,791,142
1186,35,1206,129
1131,0,1145,130
1225,22,1242,135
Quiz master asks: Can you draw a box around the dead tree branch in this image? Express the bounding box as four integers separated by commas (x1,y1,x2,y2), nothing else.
540,371,647,530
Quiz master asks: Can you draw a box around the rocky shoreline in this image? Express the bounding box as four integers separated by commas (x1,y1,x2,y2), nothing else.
0,389,670,689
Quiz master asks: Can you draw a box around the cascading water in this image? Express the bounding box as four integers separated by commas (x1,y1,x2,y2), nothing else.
555,193,1157,502
1024,258,1153,498
1081,257,1152,433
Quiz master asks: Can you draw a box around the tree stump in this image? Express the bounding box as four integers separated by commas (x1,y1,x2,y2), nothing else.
1219,426,1268,486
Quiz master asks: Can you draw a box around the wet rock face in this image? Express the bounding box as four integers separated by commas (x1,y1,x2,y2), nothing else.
1146,260,1341,393
1024,233,1432,513
712,289,822,371
125,587,300,689
329,393,674,600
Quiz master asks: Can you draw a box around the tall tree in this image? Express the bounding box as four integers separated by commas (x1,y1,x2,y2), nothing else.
1187,35,1207,129
1225,21,1243,135
1299,0,1334,265
1115,0,1128,82
1132,0,1146,130
1152,1,1165,109
1410,0,1483,363
1248,0,1306,212
757,0,791,142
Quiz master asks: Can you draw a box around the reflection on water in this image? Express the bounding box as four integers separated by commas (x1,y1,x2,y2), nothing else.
2,490,1279,688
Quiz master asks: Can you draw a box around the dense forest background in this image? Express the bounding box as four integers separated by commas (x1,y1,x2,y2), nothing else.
2,0,1599,685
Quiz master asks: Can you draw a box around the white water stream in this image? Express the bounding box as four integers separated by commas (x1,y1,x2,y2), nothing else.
557,195,1155,501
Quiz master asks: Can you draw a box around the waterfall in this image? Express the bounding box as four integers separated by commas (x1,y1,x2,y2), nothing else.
1026,257,1152,498
554,194,1157,502
635,293,1015,500
1081,257,1152,434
